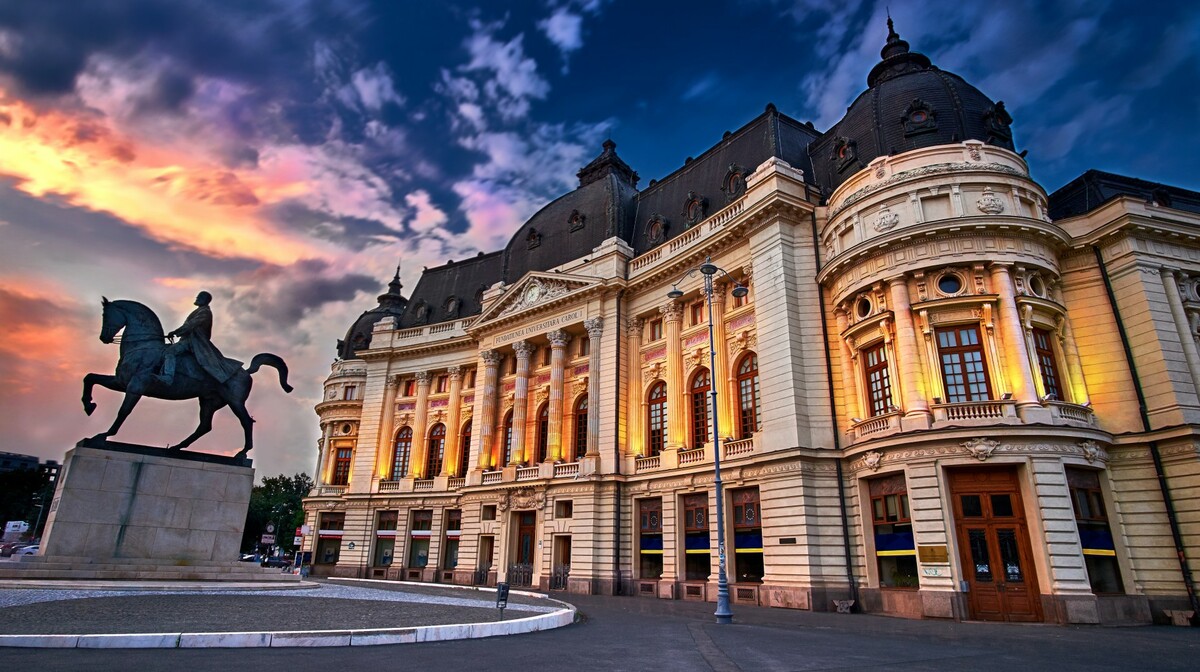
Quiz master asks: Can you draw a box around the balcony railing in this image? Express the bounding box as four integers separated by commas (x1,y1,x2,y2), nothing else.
314,484,347,496
722,437,755,459
850,412,900,439
933,400,1017,422
481,471,503,485
413,479,434,491
635,455,661,472
378,480,401,492
1049,401,1096,425
679,448,706,466
448,477,466,489
516,466,540,481
553,462,580,478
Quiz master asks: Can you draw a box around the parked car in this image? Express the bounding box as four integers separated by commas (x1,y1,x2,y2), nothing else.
261,555,291,568
18,545,39,555
239,553,261,562
1,542,24,557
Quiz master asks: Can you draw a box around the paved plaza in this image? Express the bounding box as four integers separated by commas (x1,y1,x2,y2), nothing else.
0,578,1196,670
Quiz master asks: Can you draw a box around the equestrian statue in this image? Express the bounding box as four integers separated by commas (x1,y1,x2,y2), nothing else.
82,292,293,459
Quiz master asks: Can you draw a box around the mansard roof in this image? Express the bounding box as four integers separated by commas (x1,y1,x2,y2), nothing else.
1048,170,1200,221
397,251,503,329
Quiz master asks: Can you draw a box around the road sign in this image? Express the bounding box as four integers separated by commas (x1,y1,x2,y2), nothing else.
266,523,275,534
496,581,510,615
261,534,275,544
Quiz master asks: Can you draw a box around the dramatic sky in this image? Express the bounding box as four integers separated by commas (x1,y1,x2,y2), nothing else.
1,0,1197,479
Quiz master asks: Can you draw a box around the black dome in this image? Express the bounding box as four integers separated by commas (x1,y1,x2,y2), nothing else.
809,19,1016,194
337,268,408,359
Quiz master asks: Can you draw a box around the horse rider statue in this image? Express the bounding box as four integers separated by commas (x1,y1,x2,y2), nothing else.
158,291,243,386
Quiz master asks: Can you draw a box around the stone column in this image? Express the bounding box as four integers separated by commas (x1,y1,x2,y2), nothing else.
626,318,643,457
316,423,332,485
710,282,734,439
376,375,400,480
511,341,534,465
585,318,604,457
1162,269,1200,396
443,366,463,476
546,330,571,462
474,351,501,470
886,276,931,428
1056,314,1090,405
989,264,1039,408
409,371,432,477
833,307,862,422
662,302,686,449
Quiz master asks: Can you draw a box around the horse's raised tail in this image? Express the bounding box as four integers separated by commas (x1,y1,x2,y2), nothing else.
248,353,294,393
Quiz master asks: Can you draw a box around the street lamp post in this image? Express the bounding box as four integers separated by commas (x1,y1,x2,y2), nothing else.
668,256,749,625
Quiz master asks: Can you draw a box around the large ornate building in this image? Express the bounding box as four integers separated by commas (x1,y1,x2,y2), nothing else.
303,22,1200,625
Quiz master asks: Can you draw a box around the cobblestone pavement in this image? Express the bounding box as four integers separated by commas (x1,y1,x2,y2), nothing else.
0,580,554,635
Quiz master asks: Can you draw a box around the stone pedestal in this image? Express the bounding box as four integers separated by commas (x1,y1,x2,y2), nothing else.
41,440,253,562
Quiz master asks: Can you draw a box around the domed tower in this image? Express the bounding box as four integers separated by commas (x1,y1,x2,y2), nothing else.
815,21,1101,623
337,267,409,360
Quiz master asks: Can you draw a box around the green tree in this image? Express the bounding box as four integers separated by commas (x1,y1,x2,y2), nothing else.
0,469,54,540
241,473,312,554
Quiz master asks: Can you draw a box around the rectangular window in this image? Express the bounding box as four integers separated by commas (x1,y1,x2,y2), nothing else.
436,375,447,394
863,341,892,417
731,488,764,583
648,319,663,341
317,512,345,565
466,369,476,388
443,509,462,570
733,286,749,308
579,337,590,357
411,510,433,531
1032,327,1064,401
869,474,918,588
936,325,992,403
331,446,352,485
481,505,497,521
342,385,357,401
1067,468,1124,594
639,499,664,579
403,379,416,397
690,301,704,326
683,494,710,581
555,500,573,519
509,356,517,375
376,510,398,531
408,510,433,569
542,346,552,366
373,511,397,567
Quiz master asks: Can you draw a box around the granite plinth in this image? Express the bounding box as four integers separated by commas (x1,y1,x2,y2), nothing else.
40,443,253,563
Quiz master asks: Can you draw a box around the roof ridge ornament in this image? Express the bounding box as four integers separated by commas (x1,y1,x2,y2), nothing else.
866,16,933,88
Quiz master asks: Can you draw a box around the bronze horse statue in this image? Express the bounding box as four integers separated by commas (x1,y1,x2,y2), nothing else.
82,298,292,458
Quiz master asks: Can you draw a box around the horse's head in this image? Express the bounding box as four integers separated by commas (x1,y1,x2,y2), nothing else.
99,297,125,344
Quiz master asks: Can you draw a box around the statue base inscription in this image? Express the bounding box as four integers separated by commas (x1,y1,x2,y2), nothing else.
40,440,253,562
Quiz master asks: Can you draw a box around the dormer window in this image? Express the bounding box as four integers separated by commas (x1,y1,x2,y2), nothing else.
682,191,707,227
568,209,586,232
832,137,858,173
721,164,748,202
646,214,668,246
902,98,937,137
526,228,542,249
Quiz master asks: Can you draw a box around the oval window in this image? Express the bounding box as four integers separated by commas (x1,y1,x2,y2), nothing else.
856,297,872,318
937,274,963,295
341,423,352,435
1028,275,1046,297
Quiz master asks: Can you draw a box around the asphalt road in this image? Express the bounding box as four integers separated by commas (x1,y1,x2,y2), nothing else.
2,588,1197,671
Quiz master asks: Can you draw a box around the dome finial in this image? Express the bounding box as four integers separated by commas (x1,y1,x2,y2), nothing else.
385,259,404,297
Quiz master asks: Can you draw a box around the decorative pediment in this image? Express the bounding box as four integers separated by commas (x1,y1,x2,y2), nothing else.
476,272,600,324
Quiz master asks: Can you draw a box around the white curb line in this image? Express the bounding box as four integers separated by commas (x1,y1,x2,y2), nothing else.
0,578,576,648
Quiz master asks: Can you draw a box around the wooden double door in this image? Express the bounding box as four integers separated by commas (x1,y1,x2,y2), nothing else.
950,467,1043,622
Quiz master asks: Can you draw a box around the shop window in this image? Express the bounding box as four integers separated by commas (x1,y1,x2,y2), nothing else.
331,446,352,486
870,474,918,588
731,488,764,583
683,494,710,581
936,325,992,403
639,499,664,579
502,411,515,465
425,423,446,477
863,342,893,417
1032,327,1064,401
392,427,412,480
458,420,472,478
317,512,345,565
647,382,667,457
648,319,664,342
690,368,711,449
1067,468,1124,594
342,385,357,400
736,354,761,438
555,500,574,519
536,404,550,463
408,510,433,568
373,511,397,567
443,510,462,570
573,396,588,460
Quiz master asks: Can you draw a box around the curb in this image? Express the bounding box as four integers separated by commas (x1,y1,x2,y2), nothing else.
0,579,576,648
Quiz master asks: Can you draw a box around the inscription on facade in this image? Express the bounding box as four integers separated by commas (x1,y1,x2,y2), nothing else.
489,309,585,347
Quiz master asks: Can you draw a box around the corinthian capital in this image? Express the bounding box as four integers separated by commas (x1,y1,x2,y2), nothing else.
481,349,502,365
584,317,604,339
513,340,535,359
547,329,571,348
447,366,462,381
414,371,432,384
659,302,683,322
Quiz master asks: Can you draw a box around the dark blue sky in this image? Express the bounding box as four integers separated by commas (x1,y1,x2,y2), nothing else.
0,0,1197,473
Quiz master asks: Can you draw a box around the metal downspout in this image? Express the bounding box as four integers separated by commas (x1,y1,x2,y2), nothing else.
612,288,624,595
1093,245,1199,617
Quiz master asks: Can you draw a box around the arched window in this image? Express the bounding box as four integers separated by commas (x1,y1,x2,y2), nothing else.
647,382,668,457
392,427,412,480
573,395,588,460
425,423,446,477
536,403,550,463
736,354,761,439
458,420,472,477
689,368,711,449
502,410,515,465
